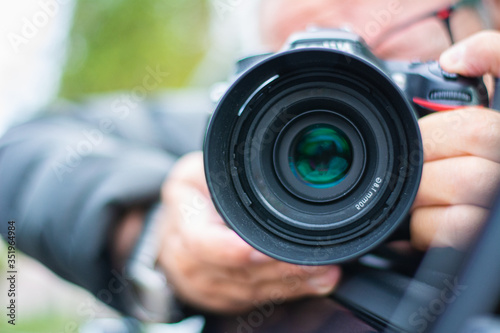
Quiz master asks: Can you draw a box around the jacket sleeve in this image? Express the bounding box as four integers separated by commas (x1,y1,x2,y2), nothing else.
0,92,209,316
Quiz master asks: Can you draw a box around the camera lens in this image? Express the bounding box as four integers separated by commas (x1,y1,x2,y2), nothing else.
273,110,365,203
290,124,352,188
204,47,422,265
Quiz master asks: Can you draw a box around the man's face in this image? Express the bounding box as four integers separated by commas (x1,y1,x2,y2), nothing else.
260,0,486,60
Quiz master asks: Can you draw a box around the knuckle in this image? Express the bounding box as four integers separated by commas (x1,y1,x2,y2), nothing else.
462,110,488,144
230,267,253,283
458,157,500,204
222,246,251,266
444,206,486,248
477,163,500,204
224,288,249,303
254,285,269,302
196,277,218,296
478,158,500,181
446,158,477,201
244,285,262,302
481,112,500,148
185,235,205,258
463,109,500,148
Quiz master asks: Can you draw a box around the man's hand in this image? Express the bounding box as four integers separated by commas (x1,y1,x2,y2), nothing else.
158,152,340,314
410,31,500,250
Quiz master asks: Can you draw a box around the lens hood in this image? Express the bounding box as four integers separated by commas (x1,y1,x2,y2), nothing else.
204,47,422,265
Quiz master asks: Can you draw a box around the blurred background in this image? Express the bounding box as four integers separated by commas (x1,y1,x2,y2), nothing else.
0,0,258,331
2,1,500,332
0,0,262,134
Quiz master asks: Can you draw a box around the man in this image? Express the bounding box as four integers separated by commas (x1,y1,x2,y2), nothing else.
1,0,500,323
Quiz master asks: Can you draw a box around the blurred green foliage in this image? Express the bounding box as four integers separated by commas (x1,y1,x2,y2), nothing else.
0,313,81,333
60,0,209,100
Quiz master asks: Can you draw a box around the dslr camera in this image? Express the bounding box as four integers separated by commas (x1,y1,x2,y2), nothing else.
204,29,488,265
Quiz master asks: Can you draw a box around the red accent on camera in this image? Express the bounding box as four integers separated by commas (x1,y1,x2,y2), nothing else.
412,97,465,112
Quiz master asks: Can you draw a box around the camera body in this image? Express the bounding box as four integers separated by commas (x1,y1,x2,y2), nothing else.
204,29,488,265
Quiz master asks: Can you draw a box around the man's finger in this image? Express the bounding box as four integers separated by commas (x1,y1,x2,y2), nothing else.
419,108,500,163
216,266,341,306
179,210,273,267
167,186,269,267
220,261,333,285
181,217,266,267
252,266,342,303
412,156,500,209
440,30,500,77
163,151,211,197
410,205,488,250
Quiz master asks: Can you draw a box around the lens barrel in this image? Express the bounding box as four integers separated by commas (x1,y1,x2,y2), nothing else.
204,48,422,265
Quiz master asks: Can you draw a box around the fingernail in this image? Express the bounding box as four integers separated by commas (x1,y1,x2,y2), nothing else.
308,268,339,294
250,250,272,263
440,44,466,70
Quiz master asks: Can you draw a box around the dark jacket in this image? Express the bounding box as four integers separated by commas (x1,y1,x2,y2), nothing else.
0,90,211,316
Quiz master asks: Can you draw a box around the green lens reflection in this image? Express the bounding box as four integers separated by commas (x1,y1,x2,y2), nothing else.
290,124,352,188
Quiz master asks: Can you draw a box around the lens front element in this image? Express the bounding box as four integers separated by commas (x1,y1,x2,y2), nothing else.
273,110,365,203
290,124,352,188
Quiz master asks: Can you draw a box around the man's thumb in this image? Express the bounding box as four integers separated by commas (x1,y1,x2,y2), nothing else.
440,30,500,77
